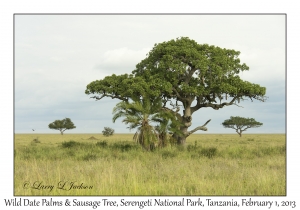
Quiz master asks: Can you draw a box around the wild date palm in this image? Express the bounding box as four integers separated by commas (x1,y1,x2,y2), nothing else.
155,110,184,147
112,97,177,150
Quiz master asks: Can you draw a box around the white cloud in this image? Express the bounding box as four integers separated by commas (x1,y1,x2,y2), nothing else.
94,47,151,73
239,47,285,83
49,56,63,62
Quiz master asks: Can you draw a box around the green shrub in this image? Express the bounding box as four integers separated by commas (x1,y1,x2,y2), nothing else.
102,127,114,137
110,142,138,152
96,141,108,148
199,147,218,158
61,140,80,148
187,141,198,152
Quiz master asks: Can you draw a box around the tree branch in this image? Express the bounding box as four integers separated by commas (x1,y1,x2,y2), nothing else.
186,119,211,137
91,95,106,101
240,126,251,132
90,94,128,102
233,103,244,108
192,95,243,113
184,66,196,84
161,106,182,121
172,87,184,101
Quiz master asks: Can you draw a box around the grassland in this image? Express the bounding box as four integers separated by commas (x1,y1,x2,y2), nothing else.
14,133,286,196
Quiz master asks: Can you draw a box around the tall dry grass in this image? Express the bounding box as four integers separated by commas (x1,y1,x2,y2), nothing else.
14,134,286,196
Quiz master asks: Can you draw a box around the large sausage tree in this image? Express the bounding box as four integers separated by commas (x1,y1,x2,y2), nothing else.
85,37,266,145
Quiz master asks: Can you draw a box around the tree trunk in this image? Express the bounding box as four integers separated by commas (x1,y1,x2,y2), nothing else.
174,129,188,145
237,130,242,137
172,102,211,145
176,104,192,144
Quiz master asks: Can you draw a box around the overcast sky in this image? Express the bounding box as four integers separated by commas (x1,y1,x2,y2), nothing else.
14,14,286,134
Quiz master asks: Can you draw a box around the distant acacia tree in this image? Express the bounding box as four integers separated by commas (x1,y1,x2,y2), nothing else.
222,116,263,137
48,118,76,135
102,127,115,136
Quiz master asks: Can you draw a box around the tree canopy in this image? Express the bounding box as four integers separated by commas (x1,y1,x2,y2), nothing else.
102,127,115,137
48,118,76,135
86,37,266,144
222,116,263,137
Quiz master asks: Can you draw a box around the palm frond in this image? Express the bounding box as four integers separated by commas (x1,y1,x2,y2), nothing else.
112,96,182,150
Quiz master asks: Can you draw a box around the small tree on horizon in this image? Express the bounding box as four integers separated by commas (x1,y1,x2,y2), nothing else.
48,118,76,135
222,116,263,137
102,127,115,136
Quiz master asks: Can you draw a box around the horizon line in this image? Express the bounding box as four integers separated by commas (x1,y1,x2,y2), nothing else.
14,133,286,135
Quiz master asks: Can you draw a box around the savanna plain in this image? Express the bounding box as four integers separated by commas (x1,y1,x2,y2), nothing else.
14,133,286,196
